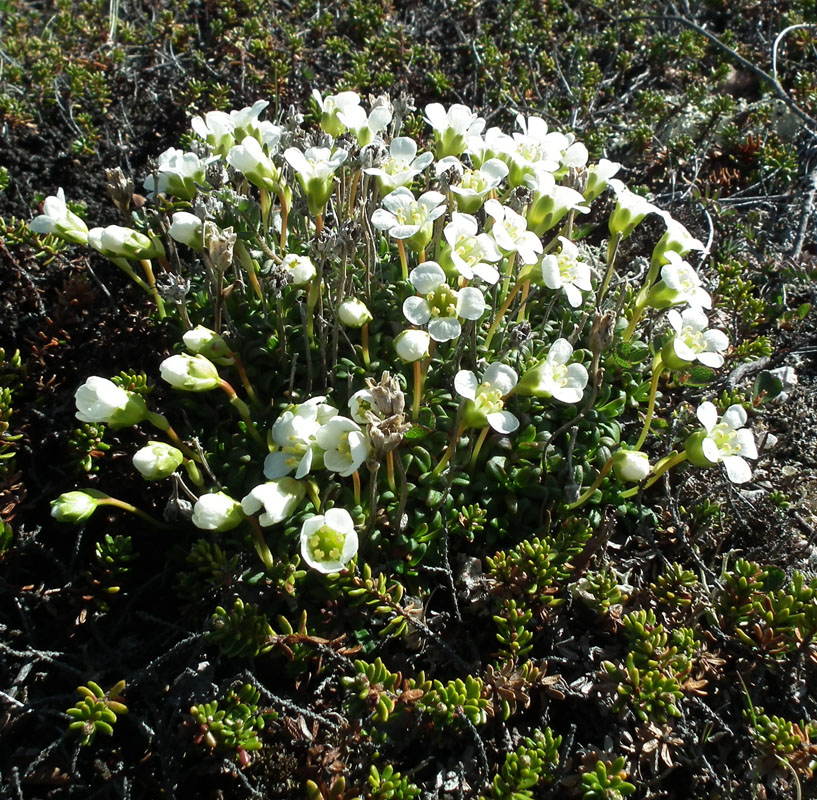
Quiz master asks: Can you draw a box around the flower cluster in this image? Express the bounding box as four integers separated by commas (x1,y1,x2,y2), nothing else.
40,91,757,576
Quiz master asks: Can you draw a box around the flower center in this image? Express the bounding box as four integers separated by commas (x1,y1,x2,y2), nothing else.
679,326,705,354
473,384,503,415
710,423,739,456
460,169,488,193
426,285,458,318
384,156,411,175
308,524,345,563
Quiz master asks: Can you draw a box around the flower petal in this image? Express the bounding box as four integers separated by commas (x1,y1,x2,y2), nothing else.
454,370,479,400
487,410,519,434
723,455,752,484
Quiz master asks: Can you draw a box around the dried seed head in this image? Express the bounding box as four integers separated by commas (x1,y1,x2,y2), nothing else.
361,141,387,169
263,261,294,294
106,167,134,216
438,165,462,192
365,371,405,417
590,311,616,356
207,226,237,274
566,166,587,195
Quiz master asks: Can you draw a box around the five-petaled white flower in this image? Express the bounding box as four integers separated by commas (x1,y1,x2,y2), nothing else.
312,89,362,137
316,417,370,476
336,101,393,147
484,199,543,265
284,146,348,215
442,213,502,284
364,137,434,193
454,363,519,433
424,102,485,157
29,188,89,244
662,308,728,369
300,508,359,573
144,147,215,199
264,397,339,479
517,338,589,403
648,251,711,310
541,236,593,308
403,261,486,342
228,136,281,192
654,210,707,260
435,156,508,213
371,187,446,251
686,402,757,484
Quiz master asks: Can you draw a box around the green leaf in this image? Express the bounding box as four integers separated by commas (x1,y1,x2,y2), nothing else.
752,370,783,406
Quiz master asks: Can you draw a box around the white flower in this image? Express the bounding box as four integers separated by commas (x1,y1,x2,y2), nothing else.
424,102,485,157
281,253,316,286
654,210,706,261
338,298,373,328
191,491,244,531
75,376,147,428
88,225,163,260
168,211,204,249
484,199,543,265
686,402,757,484
284,146,348,215
132,441,184,480
394,329,431,362
541,236,593,308
264,397,338,479
454,363,519,433
403,261,485,342
505,114,566,185
663,309,728,369
364,136,434,193
29,188,89,244
316,417,370,476
159,353,221,391
584,158,621,202
607,179,659,238
241,478,305,526
612,450,651,483
312,89,362,137
191,109,237,156
442,213,502,284
437,156,508,213
517,338,588,403
371,187,446,246
525,168,590,234
647,251,711,310
228,100,271,142
228,136,281,192
465,125,515,167
336,102,392,147
143,148,214,199
300,508,359,573
348,388,381,424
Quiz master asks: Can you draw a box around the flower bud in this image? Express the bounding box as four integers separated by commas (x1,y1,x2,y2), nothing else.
394,329,431,362
132,441,184,481
338,298,373,328
612,450,650,482
88,225,164,260
159,353,221,391
191,491,243,531
182,326,234,365
51,491,100,523
168,212,204,249
75,376,148,429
